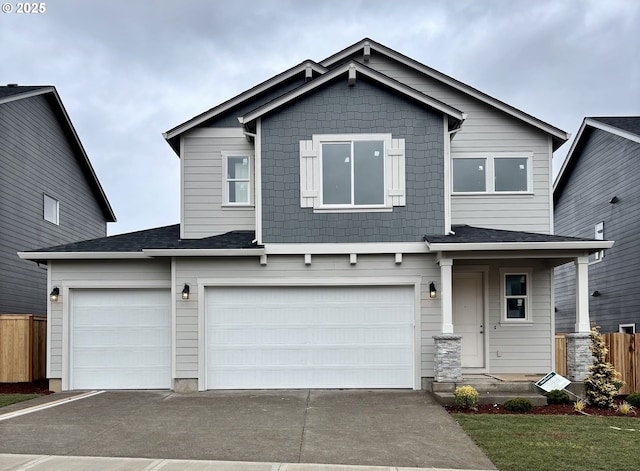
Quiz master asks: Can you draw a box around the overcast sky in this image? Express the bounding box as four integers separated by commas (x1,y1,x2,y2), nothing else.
1,0,638,235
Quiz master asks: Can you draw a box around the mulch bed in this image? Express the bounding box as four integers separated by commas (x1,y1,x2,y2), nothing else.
0,380,53,395
446,400,639,417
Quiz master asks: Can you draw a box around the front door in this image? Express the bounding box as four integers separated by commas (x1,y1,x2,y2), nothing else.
453,272,484,368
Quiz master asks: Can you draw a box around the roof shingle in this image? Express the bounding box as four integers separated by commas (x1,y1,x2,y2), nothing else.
25,225,259,253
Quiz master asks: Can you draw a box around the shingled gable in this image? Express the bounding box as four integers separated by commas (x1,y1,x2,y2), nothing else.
423,225,613,252
163,60,327,154
238,60,465,130
18,225,261,261
320,38,569,151
554,116,640,199
0,85,116,222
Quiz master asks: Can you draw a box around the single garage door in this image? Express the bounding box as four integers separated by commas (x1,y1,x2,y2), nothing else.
71,289,171,389
206,285,414,389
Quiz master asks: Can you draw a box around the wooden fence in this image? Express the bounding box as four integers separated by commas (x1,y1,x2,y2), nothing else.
0,314,46,383
555,333,640,395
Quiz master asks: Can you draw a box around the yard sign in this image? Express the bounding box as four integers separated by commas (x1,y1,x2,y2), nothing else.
535,371,571,392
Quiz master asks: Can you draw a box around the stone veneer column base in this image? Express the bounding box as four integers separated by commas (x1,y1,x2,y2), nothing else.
173,378,198,393
566,333,592,382
433,334,463,382
49,378,62,393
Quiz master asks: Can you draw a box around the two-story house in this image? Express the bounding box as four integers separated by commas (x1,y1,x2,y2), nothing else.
555,117,640,334
1,85,116,316
20,39,610,393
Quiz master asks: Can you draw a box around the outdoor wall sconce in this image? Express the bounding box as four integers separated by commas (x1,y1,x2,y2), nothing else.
181,284,190,300
429,282,437,299
591,290,601,297
609,196,619,204
49,287,60,302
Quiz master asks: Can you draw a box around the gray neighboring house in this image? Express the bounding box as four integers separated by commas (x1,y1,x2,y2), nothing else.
0,85,116,316
554,117,640,334
20,39,610,393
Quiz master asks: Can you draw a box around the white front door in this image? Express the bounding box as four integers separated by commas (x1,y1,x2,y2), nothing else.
453,272,484,368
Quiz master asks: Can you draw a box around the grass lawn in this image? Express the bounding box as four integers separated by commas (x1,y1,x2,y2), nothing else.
0,393,41,408
455,414,640,471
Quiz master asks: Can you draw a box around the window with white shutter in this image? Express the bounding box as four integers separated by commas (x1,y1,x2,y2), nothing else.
299,134,405,212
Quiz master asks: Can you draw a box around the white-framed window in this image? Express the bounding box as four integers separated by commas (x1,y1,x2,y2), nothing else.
299,133,405,212
222,153,252,205
43,194,59,225
592,221,605,263
452,153,532,194
500,268,532,323
619,324,635,334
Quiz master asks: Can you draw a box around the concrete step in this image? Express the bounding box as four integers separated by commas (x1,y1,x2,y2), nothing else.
433,391,548,407
429,380,536,394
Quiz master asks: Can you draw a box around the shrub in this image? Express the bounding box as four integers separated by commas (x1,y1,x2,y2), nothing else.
545,389,571,405
454,385,479,410
574,399,587,412
504,397,534,413
625,392,640,408
584,325,624,408
617,401,635,416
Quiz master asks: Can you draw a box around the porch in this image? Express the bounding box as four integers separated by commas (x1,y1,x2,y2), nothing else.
423,225,613,388
425,374,585,406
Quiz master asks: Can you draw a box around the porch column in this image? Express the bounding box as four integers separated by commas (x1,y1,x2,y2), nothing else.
565,333,592,381
575,256,590,333
439,257,454,333
433,335,463,382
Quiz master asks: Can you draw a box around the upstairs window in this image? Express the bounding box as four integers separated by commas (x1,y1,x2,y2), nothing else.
501,269,532,323
299,133,405,212
452,153,531,194
43,194,59,225
223,153,252,205
322,140,384,205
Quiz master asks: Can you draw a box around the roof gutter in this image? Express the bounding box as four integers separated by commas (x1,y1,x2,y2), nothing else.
424,240,614,252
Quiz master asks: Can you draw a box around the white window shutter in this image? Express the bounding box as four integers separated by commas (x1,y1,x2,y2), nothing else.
386,138,405,206
299,140,318,207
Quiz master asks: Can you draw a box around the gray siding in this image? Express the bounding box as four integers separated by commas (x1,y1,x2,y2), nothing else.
181,129,255,238
261,78,445,243
0,95,108,315
555,129,640,333
359,53,553,233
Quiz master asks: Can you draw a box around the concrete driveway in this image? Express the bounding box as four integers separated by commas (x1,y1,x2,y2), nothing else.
0,390,495,470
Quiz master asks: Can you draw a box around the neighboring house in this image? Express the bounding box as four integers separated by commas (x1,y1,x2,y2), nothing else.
19,39,610,393
0,85,116,316
554,117,640,334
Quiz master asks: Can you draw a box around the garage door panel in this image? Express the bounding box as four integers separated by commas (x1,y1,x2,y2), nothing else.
71,289,171,390
206,286,414,389
73,327,170,347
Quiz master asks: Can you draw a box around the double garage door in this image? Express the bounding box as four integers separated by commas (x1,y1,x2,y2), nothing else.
205,285,415,389
70,285,414,390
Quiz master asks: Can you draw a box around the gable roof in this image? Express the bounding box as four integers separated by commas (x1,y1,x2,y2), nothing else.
553,116,640,198
239,61,465,129
423,225,613,252
18,225,262,260
0,85,116,222
320,38,570,151
163,60,327,154
164,38,569,154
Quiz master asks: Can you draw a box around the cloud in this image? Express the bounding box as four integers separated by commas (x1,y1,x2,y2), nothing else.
1,0,637,234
